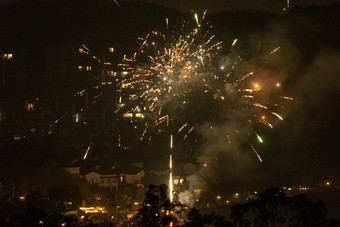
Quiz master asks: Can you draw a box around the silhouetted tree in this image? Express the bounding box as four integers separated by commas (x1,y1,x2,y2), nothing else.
133,184,179,227
184,208,232,227
231,188,330,227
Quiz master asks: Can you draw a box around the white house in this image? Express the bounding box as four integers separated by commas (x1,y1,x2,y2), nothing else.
85,171,118,190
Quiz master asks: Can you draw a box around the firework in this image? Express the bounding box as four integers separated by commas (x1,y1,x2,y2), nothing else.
120,12,293,162
120,11,222,137
83,142,93,160
169,135,173,203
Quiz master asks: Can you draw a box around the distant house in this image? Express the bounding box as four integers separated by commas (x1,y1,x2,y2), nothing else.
84,166,145,190
120,169,145,185
85,171,118,190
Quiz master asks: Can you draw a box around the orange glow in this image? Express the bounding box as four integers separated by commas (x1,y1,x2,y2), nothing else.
276,83,281,87
79,206,106,214
4,54,13,59
253,83,261,91
123,113,133,118
135,113,144,118
27,103,34,111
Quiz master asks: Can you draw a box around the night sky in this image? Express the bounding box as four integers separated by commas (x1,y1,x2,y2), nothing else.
142,0,340,12
0,0,339,12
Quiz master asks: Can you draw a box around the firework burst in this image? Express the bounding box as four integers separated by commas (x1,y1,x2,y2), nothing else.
120,11,222,138
120,12,293,162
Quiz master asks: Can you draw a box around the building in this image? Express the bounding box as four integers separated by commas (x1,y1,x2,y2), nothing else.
85,171,119,190
84,165,145,190
120,168,145,185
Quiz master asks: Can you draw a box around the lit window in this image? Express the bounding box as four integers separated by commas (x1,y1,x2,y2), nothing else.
109,47,114,53
78,66,83,71
107,71,114,76
4,54,13,59
174,179,178,185
27,103,34,111
86,66,92,71
75,114,79,123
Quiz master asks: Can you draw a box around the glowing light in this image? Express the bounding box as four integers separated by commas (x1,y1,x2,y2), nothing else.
135,113,144,118
232,39,238,47
4,53,13,59
194,13,199,25
253,83,261,91
27,103,34,111
83,143,92,160
272,112,283,120
123,113,133,118
256,133,263,143
269,47,281,55
250,144,263,163
79,206,105,214
169,135,173,203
